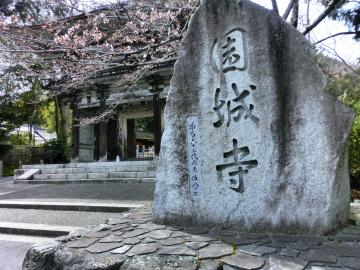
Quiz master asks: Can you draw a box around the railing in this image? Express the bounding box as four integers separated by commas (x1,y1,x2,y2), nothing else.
136,145,155,158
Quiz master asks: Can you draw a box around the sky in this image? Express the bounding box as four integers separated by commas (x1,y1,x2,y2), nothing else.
252,0,360,65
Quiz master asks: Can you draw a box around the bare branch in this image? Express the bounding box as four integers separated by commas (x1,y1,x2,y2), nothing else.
0,49,67,53
271,0,279,14
303,0,342,35
283,0,296,19
315,31,357,44
100,57,177,71
319,42,360,77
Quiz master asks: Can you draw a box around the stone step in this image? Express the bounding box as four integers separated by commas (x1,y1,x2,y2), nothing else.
22,160,155,170
33,171,156,180
14,178,156,185
41,166,155,175
0,222,80,237
33,173,68,180
109,172,156,178
0,200,143,212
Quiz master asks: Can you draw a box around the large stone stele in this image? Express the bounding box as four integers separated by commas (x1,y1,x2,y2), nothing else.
152,0,355,235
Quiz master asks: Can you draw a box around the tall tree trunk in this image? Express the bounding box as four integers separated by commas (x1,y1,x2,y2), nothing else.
54,97,60,140
54,96,69,142
28,124,32,145
290,0,299,28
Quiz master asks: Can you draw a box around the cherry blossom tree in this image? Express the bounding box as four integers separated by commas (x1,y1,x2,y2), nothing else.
0,0,198,94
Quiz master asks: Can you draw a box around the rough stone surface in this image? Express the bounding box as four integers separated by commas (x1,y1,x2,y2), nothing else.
237,244,277,256
85,242,123,254
126,243,159,256
337,257,360,269
152,0,354,234
22,241,61,270
158,245,196,256
111,245,133,254
279,247,300,258
287,241,310,251
22,204,360,270
67,238,98,248
123,237,141,245
99,234,124,243
186,241,209,250
119,255,198,270
198,260,221,270
142,237,157,243
122,229,150,239
54,247,126,270
198,244,233,259
303,248,337,264
189,235,217,242
267,256,307,270
160,238,185,246
221,253,265,269
137,222,166,230
309,267,351,270
145,229,172,240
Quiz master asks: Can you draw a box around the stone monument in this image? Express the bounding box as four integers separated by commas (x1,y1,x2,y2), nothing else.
153,0,355,234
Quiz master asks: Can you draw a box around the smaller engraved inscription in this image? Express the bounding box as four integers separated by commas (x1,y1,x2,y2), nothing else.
213,83,259,128
186,116,201,199
216,139,258,193
211,28,248,74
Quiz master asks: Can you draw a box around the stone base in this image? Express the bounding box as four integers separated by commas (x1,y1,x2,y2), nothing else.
23,204,360,270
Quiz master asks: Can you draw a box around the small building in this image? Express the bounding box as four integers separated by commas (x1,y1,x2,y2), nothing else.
70,64,174,163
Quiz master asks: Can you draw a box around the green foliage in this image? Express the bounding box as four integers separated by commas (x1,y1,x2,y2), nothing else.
136,117,154,132
3,164,16,176
0,143,11,157
0,81,22,143
0,79,56,146
43,138,69,164
38,101,56,133
349,101,360,186
7,131,28,145
324,63,360,187
327,1,360,40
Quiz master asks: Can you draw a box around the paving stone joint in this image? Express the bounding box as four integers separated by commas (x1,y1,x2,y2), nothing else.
22,203,360,270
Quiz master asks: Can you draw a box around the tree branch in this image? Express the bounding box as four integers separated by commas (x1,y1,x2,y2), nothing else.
283,0,296,19
0,49,67,53
290,0,299,28
0,37,181,56
303,0,341,35
271,0,279,14
319,42,359,76
315,31,357,44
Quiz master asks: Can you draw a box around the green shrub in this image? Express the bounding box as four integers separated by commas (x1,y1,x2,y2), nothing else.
3,164,17,176
0,144,12,157
44,138,69,164
7,132,29,145
349,101,360,188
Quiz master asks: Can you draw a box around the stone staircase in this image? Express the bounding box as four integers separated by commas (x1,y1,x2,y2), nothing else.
14,160,157,184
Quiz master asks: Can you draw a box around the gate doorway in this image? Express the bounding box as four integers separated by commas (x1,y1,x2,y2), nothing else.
124,116,155,160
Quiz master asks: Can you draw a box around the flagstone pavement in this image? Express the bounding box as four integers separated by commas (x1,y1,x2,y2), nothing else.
23,202,360,270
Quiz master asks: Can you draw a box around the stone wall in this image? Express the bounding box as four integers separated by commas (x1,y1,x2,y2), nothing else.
0,146,47,175
2,146,45,165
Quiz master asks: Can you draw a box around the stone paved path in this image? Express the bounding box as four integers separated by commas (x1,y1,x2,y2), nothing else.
23,203,360,270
